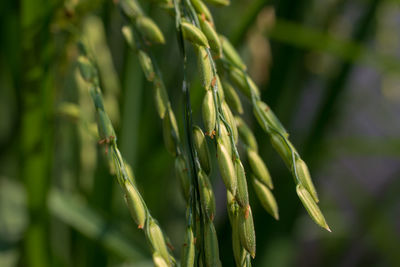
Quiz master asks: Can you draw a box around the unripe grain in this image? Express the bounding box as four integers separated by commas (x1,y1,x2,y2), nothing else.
296,184,331,232
217,140,237,194
202,90,216,136
196,46,213,89
123,180,146,229
235,116,258,151
252,177,279,220
181,21,209,47
247,148,273,189
295,158,319,203
193,126,211,174
136,16,165,44
148,219,171,265
239,206,256,258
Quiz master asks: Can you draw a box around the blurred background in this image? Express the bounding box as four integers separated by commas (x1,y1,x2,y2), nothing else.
1,0,400,266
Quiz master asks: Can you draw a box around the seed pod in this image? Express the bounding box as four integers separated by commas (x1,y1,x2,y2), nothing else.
235,116,258,152
181,21,209,47
205,0,230,6
252,177,279,220
193,126,211,174
204,221,222,267
122,25,136,50
181,227,195,267
97,109,116,140
217,140,237,194
218,122,232,158
198,170,216,220
175,156,190,200
295,159,319,203
119,0,142,19
153,83,169,119
270,133,292,167
222,80,243,114
153,252,169,267
228,198,247,267
136,16,165,44
247,148,273,189
220,35,246,70
238,205,256,258
78,56,97,83
191,0,214,24
296,184,331,232
138,50,155,81
148,218,171,264
255,100,288,137
163,108,179,156
202,90,216,136
198,15,221,55
235,159,249,207
221,101,238,143
229,67,260,99
195,46,213,89
123,180,146,229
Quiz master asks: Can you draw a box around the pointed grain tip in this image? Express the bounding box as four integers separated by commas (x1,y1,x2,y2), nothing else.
325,226,332,232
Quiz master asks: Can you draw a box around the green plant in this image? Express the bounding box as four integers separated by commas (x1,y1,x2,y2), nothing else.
76,0,331,266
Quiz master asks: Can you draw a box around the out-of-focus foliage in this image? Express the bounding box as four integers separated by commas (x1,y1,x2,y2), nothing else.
0,0,399,266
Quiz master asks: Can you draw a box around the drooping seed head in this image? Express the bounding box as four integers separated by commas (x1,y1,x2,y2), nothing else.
202,90,216,136
136,16,165,44
235,116,258,152
193,125,212,174
181,21,209,47
296,184,331,232
295,158,319,203
123,180,146,229
217,139,237,194
247,148,273,189
252,177,279,220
